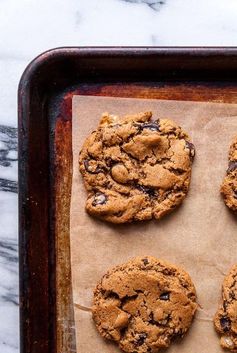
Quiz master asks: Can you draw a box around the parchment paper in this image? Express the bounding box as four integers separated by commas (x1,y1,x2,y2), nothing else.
70,95,237,353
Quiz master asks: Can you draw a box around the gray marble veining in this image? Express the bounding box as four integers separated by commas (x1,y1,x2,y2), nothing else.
0,124,18,352
120,0,165,11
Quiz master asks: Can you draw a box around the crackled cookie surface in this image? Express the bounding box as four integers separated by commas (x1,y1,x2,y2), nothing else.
92,256,197,353
79,112,195,223
214,265,237,351
221,136,237,212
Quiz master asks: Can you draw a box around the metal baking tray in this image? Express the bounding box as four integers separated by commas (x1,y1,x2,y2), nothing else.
18,47,237,353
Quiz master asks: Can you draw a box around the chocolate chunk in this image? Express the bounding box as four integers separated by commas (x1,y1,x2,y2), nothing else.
148,312,156,325
137,184,156,197
104,290,120,300
220,317,231,332
142,258,149,265
113,211,124,217
110,123,120,129
159,292,170,301
140,121,160,131
227,161,237,174
84,159,104,174
120,327,127,338
171,330,184,341
185,141,195,160
92,193,107,206
135,333,147,346
105,157,116,167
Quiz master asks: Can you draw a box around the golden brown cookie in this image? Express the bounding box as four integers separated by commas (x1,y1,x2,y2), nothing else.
79,112,195,223
214,265,237,351
92,256,197,353
221,136,237,212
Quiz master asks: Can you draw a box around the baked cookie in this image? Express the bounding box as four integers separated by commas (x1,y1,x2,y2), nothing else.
221,136,237,212
92,256,197,353
214,265,237,351
79,112,195,223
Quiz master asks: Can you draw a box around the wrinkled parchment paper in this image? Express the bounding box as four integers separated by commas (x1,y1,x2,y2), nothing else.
70,95,237,353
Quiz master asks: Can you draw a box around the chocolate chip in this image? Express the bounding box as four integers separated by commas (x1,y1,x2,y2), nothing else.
159,292,170,301
171,330,184,341
120,327,127,338
234,190,237,199
185,141,195,160
142,258,149,265
140,121,160,131
84,159,104,174
104,290,120,300
134,333,147,346
110,123,120,129
220,317,231,332
92,193,107,206
227,161,237,173
105,157,117,167
113,211,124,217
148,312,156,325
137,184,156,197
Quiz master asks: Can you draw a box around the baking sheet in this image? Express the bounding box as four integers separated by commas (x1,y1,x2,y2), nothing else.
70,95,237,353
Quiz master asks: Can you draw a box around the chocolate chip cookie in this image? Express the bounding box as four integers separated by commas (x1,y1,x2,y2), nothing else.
92,256,197,353
214,265,237,351
221,136,237,212
79,112,195,223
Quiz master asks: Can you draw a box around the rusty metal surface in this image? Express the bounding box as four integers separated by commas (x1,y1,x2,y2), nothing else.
18,47,237,353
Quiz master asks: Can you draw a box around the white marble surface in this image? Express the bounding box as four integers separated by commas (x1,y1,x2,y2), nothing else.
1,0,237,352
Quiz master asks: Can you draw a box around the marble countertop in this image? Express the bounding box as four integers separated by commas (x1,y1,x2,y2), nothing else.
1,0,237,352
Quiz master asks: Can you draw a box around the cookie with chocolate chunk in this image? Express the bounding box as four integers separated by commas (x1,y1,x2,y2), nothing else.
221,136,237,212
214,265,237,351
79,111,195,223
92,256,197,353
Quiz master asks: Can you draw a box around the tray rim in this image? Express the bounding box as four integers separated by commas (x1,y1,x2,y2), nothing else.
18,46,237,92
18,46,237,353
